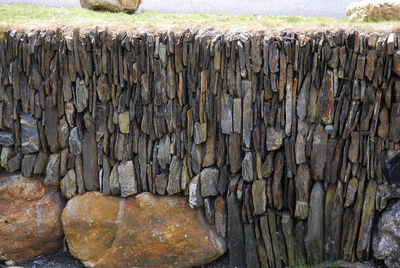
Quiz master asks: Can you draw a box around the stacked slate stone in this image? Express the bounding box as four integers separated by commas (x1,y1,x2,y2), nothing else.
0,28,399,267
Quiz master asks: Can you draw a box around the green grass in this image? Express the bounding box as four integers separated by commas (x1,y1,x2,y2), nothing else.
0,4,399,34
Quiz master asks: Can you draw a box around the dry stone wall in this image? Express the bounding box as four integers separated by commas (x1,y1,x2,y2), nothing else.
0,28,399,267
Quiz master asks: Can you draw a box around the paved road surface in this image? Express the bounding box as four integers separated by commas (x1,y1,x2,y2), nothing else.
0,0,355,18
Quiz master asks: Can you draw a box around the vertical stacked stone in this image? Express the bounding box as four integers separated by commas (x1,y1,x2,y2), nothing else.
0,28,398,267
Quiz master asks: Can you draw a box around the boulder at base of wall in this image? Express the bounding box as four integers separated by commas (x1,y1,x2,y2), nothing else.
80,0,142,13
372,200,400,268
0,174,65,261
62,192,226,268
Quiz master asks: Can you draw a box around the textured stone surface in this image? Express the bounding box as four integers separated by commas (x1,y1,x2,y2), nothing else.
20,113,39,154
373,201,400,268
294,164,311,219
118,160,137,197
266,127,285,151
44,153,60,186
82,132,99,191
61,169,77,199
0,131,14,147
305,182,324,264
0,174,64,261
62,192,226,267
80,0,142,13
310,125,327,181
227,192,246,267
200,168,219,197
252,179,266,215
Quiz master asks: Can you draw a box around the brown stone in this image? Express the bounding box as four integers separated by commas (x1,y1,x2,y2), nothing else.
365,50,376,81
266,127,285,151
320,70,335,125
389,103,400,142
252,179,266,215
229,133,242,174
272,151,284,211
62,192,226,267
310,125,327,181
378,107,389,140
294,164,311,220
96,74,111,104
0,174,64,261
357,180,377,260
82,131,99,191
348,132,360,163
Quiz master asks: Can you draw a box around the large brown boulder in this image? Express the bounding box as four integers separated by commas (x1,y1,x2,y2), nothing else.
0,174,65,261
346,1,400,21
62,192,227,268
80,0,142,13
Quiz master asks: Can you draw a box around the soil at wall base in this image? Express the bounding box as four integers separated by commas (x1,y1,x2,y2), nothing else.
0,249,230,268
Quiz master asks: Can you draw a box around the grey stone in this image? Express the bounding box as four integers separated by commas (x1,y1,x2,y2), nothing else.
44,153,60,186
167,156,182,195
345,177,359,207
266,127,285,151
21,154,36,178
157,135,171,169
82,132,99,191
0,147,12,171
310,125,327,181
261,152,274,178
325,181,344,261
244,223,261,268
109,164,120,196
7,153,21,173
194,122,207,144
20,113,39,154
221,93,233,134
227,193,246,267
373,201,400,268
297,75,310,121
242,80,253,148
189,174,203,208
76,78,89,113
294,164,311,220
200,168,219,197
118,160,137,197
252,179,266,215
357,180,377,260
69,127,82,156
58,117,70,149
242,152,254,182
0,131,14,147
305,182,324,264
233,98,242,133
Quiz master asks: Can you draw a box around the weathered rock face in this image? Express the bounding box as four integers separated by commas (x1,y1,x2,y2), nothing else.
2,28,400,268
346,1,400,21
0,174,65,261
80,0,142,13
62,192,226,268
373,201,400,268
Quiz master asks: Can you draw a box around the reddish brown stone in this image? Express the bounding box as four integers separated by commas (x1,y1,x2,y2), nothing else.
0,174,64,261
62,192,226,267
